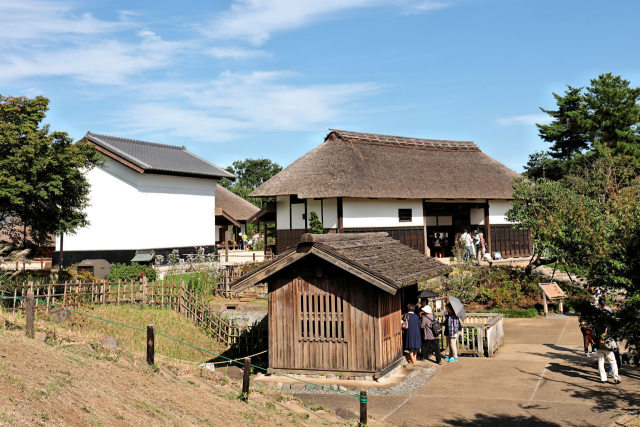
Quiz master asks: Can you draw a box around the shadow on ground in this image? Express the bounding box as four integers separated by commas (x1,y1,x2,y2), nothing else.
440,412,563,427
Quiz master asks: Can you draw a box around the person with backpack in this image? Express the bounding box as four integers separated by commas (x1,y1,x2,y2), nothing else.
420,304,442,364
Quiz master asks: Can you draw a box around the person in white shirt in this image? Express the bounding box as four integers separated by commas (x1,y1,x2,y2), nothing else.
460,230,474,261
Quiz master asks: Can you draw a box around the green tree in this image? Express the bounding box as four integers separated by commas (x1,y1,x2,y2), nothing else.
308,211,323,234
508,155,640,360
0,95,100,247
219,158,282,207
530,74,640,179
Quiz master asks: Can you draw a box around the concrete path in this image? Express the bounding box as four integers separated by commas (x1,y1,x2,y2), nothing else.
296,317,640,426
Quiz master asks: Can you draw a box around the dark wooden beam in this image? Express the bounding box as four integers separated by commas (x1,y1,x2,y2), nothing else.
484,200,492,255
422,200,429,256
337,197,344,233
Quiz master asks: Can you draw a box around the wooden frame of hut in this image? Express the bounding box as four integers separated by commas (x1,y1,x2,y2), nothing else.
231,233,451,377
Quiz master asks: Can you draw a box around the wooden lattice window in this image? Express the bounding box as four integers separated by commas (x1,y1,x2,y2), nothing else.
398,208,412,222
299,292,345,342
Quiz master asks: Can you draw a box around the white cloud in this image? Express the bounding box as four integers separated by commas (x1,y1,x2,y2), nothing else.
401,1,451,15
202,0,453,45
0,0,133,42
496,114,550,126
202,0,383,45
207,46,268,59
0,31,182,85
116,71,381,141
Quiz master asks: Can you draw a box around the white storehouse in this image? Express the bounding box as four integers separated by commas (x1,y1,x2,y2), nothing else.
251,129,531,258
54,132,234,265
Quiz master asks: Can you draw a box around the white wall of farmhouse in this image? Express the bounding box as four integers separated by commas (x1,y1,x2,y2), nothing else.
470,200,514,225
56,158,217,251
274,196,515,230
343,199,423,228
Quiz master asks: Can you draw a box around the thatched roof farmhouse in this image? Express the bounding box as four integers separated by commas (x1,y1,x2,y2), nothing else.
250,129,531,257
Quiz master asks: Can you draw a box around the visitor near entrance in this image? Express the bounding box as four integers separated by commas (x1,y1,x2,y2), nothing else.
460,230,474,261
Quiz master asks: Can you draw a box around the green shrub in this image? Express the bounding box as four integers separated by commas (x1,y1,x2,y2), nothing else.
485,308,539,318
107,263,157,282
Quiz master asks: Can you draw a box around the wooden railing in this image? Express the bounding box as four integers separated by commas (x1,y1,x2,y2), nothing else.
8,279,268,350
435,312,504,357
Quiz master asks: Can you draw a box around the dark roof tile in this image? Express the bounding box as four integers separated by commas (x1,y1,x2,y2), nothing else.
85,132,235,180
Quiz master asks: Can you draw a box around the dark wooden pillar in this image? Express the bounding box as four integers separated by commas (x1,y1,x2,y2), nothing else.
59,234,64,269
223,227,229,262
337,197,344,233
422,200,429,256
484,200,492,255
304,199,308,233
262,221,267,257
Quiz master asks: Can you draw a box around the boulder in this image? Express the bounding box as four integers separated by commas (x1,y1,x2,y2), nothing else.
102,336,120,350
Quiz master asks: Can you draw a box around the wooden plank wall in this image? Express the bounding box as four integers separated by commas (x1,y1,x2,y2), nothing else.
269,269,397,374
377,292,402,370
484,224,532,257
276,229,306,253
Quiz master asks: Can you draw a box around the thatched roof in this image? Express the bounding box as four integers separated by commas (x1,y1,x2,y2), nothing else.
231,232,451,294
215,186,260,223
251,129,519,199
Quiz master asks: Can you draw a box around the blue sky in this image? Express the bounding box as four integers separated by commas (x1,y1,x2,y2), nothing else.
1,0,639,172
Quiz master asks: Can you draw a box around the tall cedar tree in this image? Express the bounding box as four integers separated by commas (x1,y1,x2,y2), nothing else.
527,74,640,179
0,95,100,247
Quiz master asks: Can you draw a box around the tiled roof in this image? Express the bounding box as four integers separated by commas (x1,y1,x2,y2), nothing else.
85,132,235,180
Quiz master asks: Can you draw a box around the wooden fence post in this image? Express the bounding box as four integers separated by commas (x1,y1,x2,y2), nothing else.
26,290,35,339
142,276,148,306
179,280,185,314
242,357,251,402
359,390,368,426
147,324,155,365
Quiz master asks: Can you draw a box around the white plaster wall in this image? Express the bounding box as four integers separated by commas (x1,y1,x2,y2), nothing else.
469,200,514,225
57,158,216,251
291,203,305,229
322,198,338,229
276,196,290,230
343,199,424,228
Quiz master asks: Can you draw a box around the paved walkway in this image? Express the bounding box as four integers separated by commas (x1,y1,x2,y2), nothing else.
296,317,640,426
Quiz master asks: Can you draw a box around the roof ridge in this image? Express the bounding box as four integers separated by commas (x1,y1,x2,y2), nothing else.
87,132,186,150
328,129,479,151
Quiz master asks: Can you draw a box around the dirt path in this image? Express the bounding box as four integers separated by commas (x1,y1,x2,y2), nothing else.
296,317,640,426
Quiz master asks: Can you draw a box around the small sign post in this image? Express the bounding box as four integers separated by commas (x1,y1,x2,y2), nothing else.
538,282,566,316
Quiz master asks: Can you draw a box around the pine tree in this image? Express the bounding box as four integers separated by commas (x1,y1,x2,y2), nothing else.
308,211,323,234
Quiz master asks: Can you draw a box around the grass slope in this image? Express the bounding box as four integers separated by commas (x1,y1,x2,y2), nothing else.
50,305,227,363
0,315,346,426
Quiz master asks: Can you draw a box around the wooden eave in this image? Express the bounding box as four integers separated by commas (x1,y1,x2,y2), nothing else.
246,204,276,224
88,141,146,174
230,247,307,292
215,208,242,228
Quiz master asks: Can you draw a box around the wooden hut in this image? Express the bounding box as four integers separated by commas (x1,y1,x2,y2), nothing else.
231,232,451,377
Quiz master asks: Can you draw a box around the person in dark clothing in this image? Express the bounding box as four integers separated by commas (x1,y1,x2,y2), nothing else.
403,304,422,364
420,304,442,364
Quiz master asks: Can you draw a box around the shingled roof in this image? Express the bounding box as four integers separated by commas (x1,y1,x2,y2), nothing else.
215,186,260,222
251,129,519,199
84,132,235,180
231,232,451,294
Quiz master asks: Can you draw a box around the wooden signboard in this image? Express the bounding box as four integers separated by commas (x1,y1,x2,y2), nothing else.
538,282,566,316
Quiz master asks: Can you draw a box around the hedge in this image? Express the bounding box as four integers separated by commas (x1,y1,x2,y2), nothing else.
107,263,157,282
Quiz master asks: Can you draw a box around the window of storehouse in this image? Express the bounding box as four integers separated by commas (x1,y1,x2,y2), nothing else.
398,208,412,222
299,293,345,341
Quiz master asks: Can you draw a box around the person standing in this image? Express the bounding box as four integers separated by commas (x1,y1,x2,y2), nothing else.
476,232,486,261
420,305,442,364
598,297,622,369
460,230,473,261
444,303,460,362
403,304,422,364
